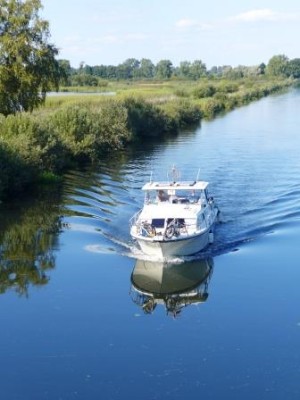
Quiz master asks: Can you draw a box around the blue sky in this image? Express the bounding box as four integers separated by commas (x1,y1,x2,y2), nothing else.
41,0,300,68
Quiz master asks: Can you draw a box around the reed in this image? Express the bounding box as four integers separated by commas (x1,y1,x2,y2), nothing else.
0,77,294,201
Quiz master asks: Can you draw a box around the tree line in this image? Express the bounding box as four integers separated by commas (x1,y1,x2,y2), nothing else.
0,0,296,203
1,0,300,116
59,55,300,87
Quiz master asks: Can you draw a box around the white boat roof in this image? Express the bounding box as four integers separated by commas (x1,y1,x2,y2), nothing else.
142,181,209,191
140,204,199,219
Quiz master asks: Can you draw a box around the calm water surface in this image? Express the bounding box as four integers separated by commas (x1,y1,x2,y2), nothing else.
1,88,300,399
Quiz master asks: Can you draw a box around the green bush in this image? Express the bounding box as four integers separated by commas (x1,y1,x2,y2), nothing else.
1,114,67,173
198,98,225,118
0,141,35,199
0,77,293,202
193,84,216,99
159,99,201,128
216,81,239,94
123,97,168,137
47,99,131,161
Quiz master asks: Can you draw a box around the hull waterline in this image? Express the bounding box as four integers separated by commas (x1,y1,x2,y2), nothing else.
135,229,213,258
129,166,219,259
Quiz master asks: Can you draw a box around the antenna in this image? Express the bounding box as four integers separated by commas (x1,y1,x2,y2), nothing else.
168,165,180,183
196,168,201,181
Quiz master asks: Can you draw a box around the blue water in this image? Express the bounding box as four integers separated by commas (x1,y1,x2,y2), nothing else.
1,88,300,399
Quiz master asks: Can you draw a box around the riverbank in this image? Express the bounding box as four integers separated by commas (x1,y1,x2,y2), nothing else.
0,77,294,202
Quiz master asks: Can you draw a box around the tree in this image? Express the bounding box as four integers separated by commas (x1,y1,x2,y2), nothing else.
155,59,173,79
58,59,72,85
177,61,192,78
266,55,289,77
71,73,99,86
287,58,300,78
0,0,62,115
136,58,155,79
189,60,207,80
118,58,140,79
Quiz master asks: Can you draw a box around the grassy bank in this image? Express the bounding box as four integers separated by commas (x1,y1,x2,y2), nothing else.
0,77,293,201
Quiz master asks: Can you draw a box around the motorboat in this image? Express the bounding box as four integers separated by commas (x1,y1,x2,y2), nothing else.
130,167,219,258
130,258,213,317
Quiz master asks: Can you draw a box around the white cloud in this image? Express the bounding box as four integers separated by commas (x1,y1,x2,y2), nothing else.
176,18,197,28
92,35,119,44
230,9,299,23
175,18,213,31
124,33,148,41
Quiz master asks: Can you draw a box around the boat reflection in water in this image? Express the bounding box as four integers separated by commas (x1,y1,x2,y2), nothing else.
130,258,213,317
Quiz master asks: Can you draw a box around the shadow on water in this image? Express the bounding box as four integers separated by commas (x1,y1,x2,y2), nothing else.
3,87,300,299
130,257,213,318
0,186,64,297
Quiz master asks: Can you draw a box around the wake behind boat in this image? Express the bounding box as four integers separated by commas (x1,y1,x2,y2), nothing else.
130,167,219,258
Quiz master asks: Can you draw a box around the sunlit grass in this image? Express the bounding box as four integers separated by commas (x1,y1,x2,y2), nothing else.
0,76,293,201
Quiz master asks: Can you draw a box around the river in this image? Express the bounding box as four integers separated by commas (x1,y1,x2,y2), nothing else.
1,87,300,399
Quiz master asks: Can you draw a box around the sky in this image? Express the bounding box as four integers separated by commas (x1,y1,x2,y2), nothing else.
41,0,300,68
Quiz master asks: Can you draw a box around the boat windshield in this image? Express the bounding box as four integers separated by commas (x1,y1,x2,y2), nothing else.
144,188,206,205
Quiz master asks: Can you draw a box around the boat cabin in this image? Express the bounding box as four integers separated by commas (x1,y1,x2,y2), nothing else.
131,180,214,238
142,180,210,206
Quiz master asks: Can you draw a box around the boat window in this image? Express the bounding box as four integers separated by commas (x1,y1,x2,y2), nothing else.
151,218,165,228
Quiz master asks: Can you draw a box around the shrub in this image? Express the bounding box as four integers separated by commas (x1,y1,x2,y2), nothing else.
47,99,131,161
159,99,201,129
198,98,225,118
123,97,167,138
193,84,216,99
0,141,35,199
216,81,240,94
1,114,67,173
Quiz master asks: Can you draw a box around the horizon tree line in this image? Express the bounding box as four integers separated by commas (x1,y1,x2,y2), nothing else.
58,55,300,87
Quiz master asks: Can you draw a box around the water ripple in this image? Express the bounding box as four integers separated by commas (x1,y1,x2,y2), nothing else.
61,89,300,258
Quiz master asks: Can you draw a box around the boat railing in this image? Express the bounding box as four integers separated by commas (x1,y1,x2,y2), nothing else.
129,209,143,228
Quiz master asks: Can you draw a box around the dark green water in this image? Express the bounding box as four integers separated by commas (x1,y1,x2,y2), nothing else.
1,88,300,399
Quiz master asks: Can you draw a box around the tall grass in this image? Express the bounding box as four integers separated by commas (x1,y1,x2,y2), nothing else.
0,77,293,201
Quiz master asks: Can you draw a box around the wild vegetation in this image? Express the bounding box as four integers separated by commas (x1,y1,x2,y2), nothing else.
0,186,62,296
59,54,300,86
0,76,293,201
0,1,298,202
0,0,62,115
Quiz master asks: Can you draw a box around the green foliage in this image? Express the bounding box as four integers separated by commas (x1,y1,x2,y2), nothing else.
266,55,289,77
0,0,62,115
71,73,99,87
286,58,300,78
193,84,216,98
0,188,62,296
60,54,300,88
0,76,294,202
216,81,240,93
67,58,271,84
48,99,131,161
176,60,207,80
0,140,35,199
198,98,225,118
1,113,67,173
154,60,174,79
39,171,62,183
159,99,201,128
123,97,168,137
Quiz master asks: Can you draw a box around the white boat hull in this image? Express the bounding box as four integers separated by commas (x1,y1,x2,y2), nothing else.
135,229,212,258
129,168,219,259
